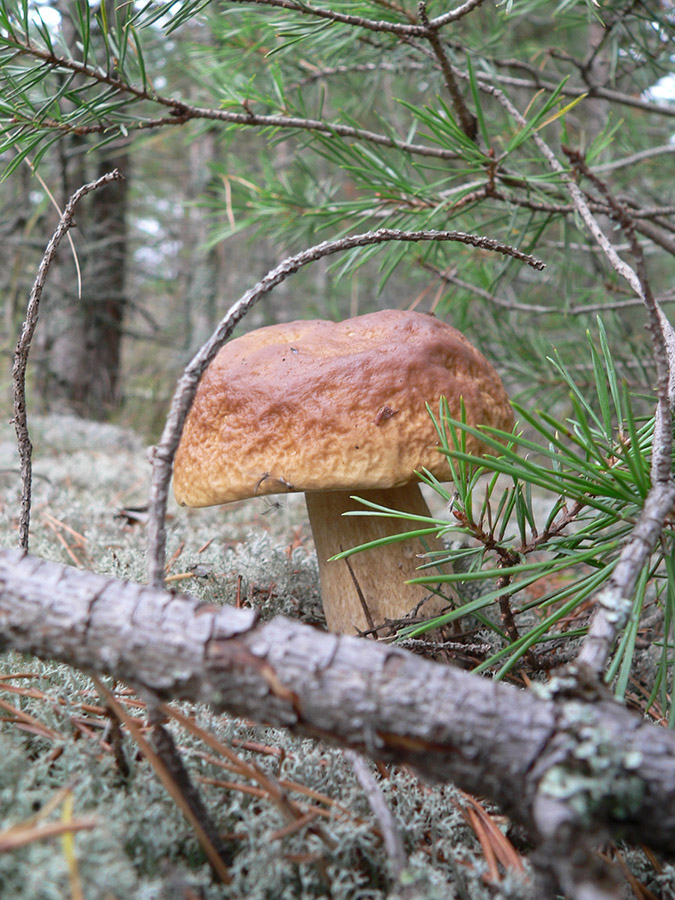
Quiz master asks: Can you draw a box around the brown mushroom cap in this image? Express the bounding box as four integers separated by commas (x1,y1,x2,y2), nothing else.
173,309,513,508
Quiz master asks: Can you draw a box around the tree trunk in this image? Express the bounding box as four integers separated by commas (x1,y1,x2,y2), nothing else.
33,2,129,419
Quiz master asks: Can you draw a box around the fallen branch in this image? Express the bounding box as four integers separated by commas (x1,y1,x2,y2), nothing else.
1,547,675,900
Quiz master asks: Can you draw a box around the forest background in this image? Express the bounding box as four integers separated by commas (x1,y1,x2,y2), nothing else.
0,1,675,899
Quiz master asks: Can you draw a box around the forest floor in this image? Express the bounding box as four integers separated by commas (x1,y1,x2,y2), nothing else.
0,414,512,900
0,414,662,899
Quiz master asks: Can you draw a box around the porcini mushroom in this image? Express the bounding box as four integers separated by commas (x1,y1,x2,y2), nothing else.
173,309,513,635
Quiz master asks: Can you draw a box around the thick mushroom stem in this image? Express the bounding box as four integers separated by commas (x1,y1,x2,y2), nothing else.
305,483,451,636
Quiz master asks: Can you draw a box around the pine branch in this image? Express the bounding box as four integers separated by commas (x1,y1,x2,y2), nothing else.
418,0,477,141
455,79,675,679
475,70,675,120
1,32,462,159
223,0,486,36
420,260,675,316
595,144,675,173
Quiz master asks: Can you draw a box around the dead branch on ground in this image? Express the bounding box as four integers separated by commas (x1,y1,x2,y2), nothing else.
0,547,674,900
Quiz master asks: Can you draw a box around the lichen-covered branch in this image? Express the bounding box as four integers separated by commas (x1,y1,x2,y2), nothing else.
1,546,675,900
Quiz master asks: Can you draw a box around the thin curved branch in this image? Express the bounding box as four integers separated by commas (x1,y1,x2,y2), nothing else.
475,70,675,120
633,219,675,258
594,144,675,173
146,227,545,588
293,59,425,89
224,0,485,36
419,260,675,316
11,169,124,551
11,108,459,160
345,751,409,881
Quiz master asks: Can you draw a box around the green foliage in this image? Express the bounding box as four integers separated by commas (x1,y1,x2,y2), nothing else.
339,322,675,708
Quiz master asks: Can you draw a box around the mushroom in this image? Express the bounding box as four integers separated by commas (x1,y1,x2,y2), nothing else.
172,309,513,635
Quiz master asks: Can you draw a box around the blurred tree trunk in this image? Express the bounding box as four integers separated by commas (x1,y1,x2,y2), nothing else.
34,1,129,419
181,127,226,353
84,150,129,413
583,21,611,145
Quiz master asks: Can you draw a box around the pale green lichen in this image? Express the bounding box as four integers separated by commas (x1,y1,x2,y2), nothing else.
0,415,524,900
537,703,645,826
0,652,503,899
0,415,662,898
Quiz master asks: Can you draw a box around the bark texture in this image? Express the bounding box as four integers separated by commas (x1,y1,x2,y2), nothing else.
1,547,675,871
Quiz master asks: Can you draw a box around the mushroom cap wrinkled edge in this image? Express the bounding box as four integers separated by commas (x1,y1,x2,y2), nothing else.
173,309,514,507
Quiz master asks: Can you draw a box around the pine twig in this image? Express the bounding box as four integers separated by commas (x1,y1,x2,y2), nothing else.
3,35,459,161
418,1,477,140
345,751,410,887
93,679,233,885
225,0,486,36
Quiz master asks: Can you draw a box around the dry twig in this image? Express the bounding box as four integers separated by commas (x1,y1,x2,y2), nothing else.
11,169,124,550
345,751,408,882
